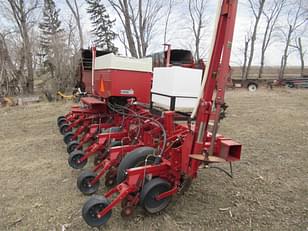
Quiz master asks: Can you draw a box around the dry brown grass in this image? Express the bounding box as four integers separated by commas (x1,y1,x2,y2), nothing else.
0,89,307,230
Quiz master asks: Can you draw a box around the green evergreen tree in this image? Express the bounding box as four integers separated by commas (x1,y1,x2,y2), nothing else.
86,0,118,53
39,0,63,54
39,0,64,79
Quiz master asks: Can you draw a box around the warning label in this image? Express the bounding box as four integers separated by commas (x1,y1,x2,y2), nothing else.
120,89,134,95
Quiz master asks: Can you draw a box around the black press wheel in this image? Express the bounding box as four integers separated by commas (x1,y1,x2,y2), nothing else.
140,178,171,214
67,140,79,154
59,123,71,135
57,115,65,123
116,146,156,184
63,132,74,144
77,170,100,195
57,117,67,127
82,195,112,227
68,150,87,169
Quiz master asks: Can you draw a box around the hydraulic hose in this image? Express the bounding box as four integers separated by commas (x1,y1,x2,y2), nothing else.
107,102,167,157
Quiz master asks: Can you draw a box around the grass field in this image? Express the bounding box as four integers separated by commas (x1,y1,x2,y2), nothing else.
0,88,307,231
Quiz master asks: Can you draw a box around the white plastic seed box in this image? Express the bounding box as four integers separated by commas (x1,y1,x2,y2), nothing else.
95,53,152,72
151,66,203,111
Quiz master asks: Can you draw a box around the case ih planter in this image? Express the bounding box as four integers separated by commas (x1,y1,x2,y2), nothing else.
58,52,153,157
67,103,151,169
57,97,107,135
76,108,189,195
77,0,242,227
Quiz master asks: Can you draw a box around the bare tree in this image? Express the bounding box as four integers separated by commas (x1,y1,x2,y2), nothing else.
108,0,137,57
244,0,266,80
65,0,84,49
118,30,129,56
297,37,305,77
163,0,175,44
304,1,308,13
258,0,286,78
57,18,82,90
65,17,80,54
278,0,307,79
67,16,76,49
242,34,251,80
6,0,38,93
187,0,208,60
0,32,19,95
289,37,306,77
108,0,163,58
296,38,306,77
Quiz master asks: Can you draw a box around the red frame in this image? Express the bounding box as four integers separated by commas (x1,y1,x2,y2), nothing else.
94,69,152,104
84,0,242,223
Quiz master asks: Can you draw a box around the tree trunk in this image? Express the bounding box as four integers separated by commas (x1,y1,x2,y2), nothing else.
188,0,206,61
65,0,83,49
109,0,162,58
258,54,265,79
258,0,285,79
24,29,34,93
163,0,173,44
258,22,270,79
123,0,138,57
195,38,200,61
298,37,305,77
245,0,266,80
129,0,142,58
138,0,147,57
7,0,37,94
76,21,83,49
279,25,292,80
0,34,19,95
242,38,249,80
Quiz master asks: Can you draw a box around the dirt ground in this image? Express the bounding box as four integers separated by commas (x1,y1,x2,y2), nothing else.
0,89,307,231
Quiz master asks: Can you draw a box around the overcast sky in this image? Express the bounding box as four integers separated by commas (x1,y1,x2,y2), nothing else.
55,0,307,66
